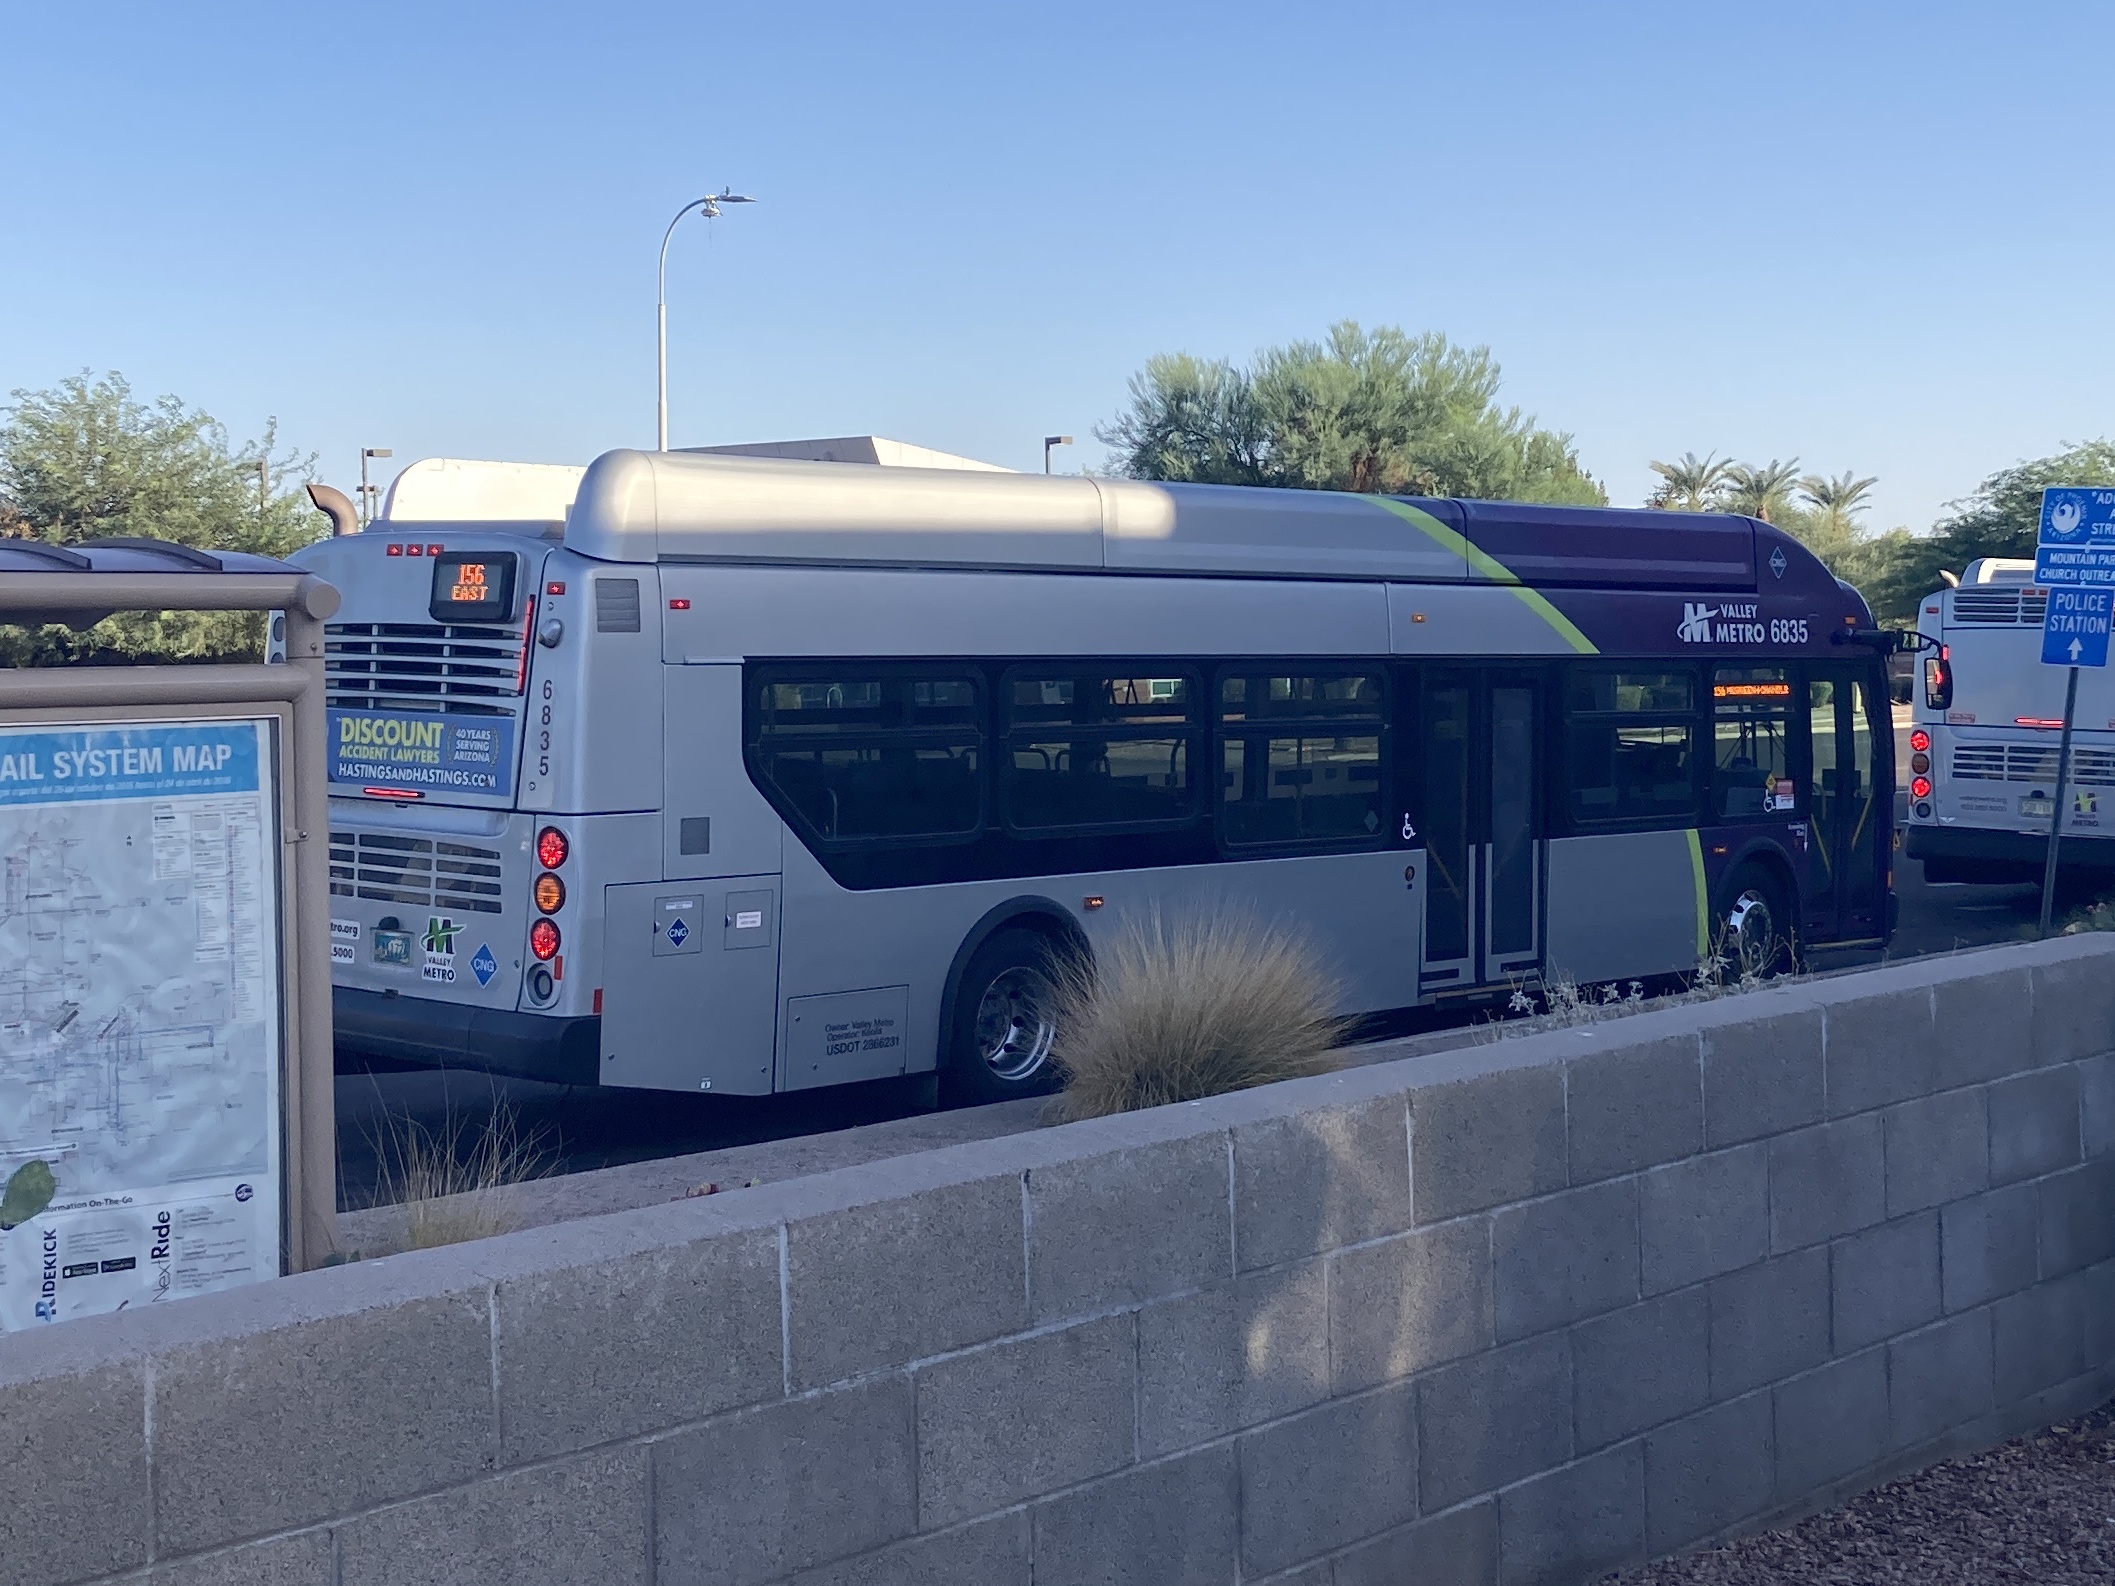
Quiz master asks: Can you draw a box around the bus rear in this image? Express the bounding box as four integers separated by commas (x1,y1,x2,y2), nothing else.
294,467,665,1084
1907,558,2115,882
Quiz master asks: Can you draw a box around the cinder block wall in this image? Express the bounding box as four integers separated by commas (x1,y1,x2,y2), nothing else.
7,937,2115,1586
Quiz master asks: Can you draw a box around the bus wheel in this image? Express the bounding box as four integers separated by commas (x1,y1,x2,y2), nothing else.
1719,865,1794,978
944,928,1064,1106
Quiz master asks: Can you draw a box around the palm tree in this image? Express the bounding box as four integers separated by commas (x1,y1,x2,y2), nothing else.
1798,470,1879,531
1647,451,1731,512
1721,459,1802,523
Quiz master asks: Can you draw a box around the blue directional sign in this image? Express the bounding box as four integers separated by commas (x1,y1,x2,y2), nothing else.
2043,586,2112,668
2033,486,2115,586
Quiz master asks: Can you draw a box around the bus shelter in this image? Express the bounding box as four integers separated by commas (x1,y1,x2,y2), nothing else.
0,540,339,1328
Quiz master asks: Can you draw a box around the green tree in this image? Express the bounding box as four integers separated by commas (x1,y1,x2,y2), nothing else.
1798,470,1879,533
0,372,320,663
1098,322,1605,505
1647,451,1732,511
1719,458,1802,523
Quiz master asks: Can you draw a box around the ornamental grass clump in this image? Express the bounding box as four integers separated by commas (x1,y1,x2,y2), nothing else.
1047,908,1344,1121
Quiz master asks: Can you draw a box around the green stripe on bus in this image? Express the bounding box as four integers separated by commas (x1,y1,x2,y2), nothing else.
1364,497,1600,656
1686,828,1709,957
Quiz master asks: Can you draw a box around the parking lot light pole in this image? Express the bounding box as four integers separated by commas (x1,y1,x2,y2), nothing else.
359,447,393,528
658,188,755,451
1044,435,1073,474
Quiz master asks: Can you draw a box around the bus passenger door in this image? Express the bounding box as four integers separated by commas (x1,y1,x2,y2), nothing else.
1418,669,1544,992
1804,665,1885,942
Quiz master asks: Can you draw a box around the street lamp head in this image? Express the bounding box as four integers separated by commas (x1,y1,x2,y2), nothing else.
1045,436,1073,448
363,447,393,460
698,188,756,219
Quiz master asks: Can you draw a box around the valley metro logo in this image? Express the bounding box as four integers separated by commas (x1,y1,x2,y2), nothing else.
1678,603,1719,643
424,916,460,955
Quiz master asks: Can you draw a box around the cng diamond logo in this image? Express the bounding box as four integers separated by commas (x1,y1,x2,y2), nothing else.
470,943,497,986
1768,546,1787,579
1678,603,1719,643
667,916,690,948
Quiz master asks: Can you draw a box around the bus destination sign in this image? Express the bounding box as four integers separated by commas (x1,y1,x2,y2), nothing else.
428,551,517,625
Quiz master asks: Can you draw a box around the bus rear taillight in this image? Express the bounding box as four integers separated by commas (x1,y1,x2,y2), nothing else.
529,918,560,961
1911,775,1933,800
1924,651,1953,710
537,827,569,869
1909,728,1930,753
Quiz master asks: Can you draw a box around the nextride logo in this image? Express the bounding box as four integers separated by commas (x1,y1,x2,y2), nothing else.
1678,603,1719,643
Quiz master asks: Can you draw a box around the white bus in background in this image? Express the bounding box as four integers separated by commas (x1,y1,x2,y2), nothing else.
1907,557,2115,883
295,443,1892,1104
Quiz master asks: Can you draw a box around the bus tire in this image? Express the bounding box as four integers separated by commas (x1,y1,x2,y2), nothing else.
1718,863,1794,977
943,927,1066,1107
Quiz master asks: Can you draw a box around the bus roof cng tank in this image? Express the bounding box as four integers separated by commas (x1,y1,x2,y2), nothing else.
558,446,1771,590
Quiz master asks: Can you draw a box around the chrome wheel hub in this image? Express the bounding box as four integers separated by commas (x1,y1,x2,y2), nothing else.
973,965,1057,1083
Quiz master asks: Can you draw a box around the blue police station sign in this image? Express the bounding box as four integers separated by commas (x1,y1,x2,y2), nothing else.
2033,487,2115,587
2042,587,2112,669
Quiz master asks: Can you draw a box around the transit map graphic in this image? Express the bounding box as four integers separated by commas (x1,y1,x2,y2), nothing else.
0,720,282,1329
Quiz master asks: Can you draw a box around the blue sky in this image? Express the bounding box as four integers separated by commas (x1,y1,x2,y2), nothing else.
2,2,2108,531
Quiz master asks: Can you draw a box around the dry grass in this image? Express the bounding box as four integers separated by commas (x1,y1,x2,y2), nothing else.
1046,907,1345,1121
366,1102,551,1253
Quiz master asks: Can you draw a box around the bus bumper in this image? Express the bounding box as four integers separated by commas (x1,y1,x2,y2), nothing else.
332,987,602,1087
1905,824,2115,882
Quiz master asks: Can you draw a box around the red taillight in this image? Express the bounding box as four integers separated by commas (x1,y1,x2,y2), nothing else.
514,594,535,692
529,919,561,961
362,786,423,800
1911,775,1932,800
407,543,424,556
385,543,403,557
1909,729,1930,753
669,598,691,610
547,581,565,596
537,827,569,869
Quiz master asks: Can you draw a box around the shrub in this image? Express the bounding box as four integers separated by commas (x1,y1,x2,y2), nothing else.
1047,907,1344,1121
365,1102,549,1252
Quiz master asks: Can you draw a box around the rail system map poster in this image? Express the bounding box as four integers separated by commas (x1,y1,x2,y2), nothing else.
0,719,282,1329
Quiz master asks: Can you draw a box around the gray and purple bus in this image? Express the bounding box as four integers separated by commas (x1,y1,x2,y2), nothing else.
295,448,1894,1103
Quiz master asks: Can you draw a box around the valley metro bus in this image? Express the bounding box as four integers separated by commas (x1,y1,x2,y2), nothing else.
296,447,1894,1103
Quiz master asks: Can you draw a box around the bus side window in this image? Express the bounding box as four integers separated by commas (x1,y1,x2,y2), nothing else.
1710,667,1796,820
1563,666,1701,828
1000,667,1202,834
1217,668,1387,850
747,670,985,844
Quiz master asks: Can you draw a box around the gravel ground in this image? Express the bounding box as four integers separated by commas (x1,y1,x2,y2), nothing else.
1609,1400,2115,1585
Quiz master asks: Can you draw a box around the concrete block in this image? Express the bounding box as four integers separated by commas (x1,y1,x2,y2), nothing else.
1993,1281,2086,1402
1416,1333,1572,1512
1566,1034,1703,1184
1823,983,1937,1117
1933,965,2035,1089
1033,1447,1238,1586
1409,1063,1567,1223
786,1174,1025,1392
1026,1133,1229,1321
499,1226,781,1462
1498,1442,1646,1586
1709,1249,1831,1397
144,1531,332,1586
1139,1260,1329,1456
1989,1067,2082,1186
775,1514,1028,1586
1770,1114,1886,1252
1335,1501,1498,1586
1832,1213,1942,1353
2038,1159,2115,1277
1238,1383,1418,1577
2030,949,2115,1066
1701,1003,1825,1148
1643,1392,1774,1555
2081,1055,2115,1158
1329,1219,1494,1394
1889,1312,1994,1451
654,1375,916,1586
2081,1260,2115,1366
915,1313,1133,1528
1493,1178,1639,1341
0,1354,146,1586
1941,1184,2041,1312
1573,1289,1710,1450
338,1445,648,1586
1773,1350,1888,1496
1640,1143,1769,1295
1881,1088,1990,1216
1233,1097,1411,1271
152,1287,496,1556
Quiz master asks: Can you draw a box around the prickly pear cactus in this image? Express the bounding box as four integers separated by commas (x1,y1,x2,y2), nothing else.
0,1160,56,1231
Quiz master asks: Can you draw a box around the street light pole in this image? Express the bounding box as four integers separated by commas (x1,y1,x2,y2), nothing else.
657,187,755,451
1044,435,1073,474
359,447,393,528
